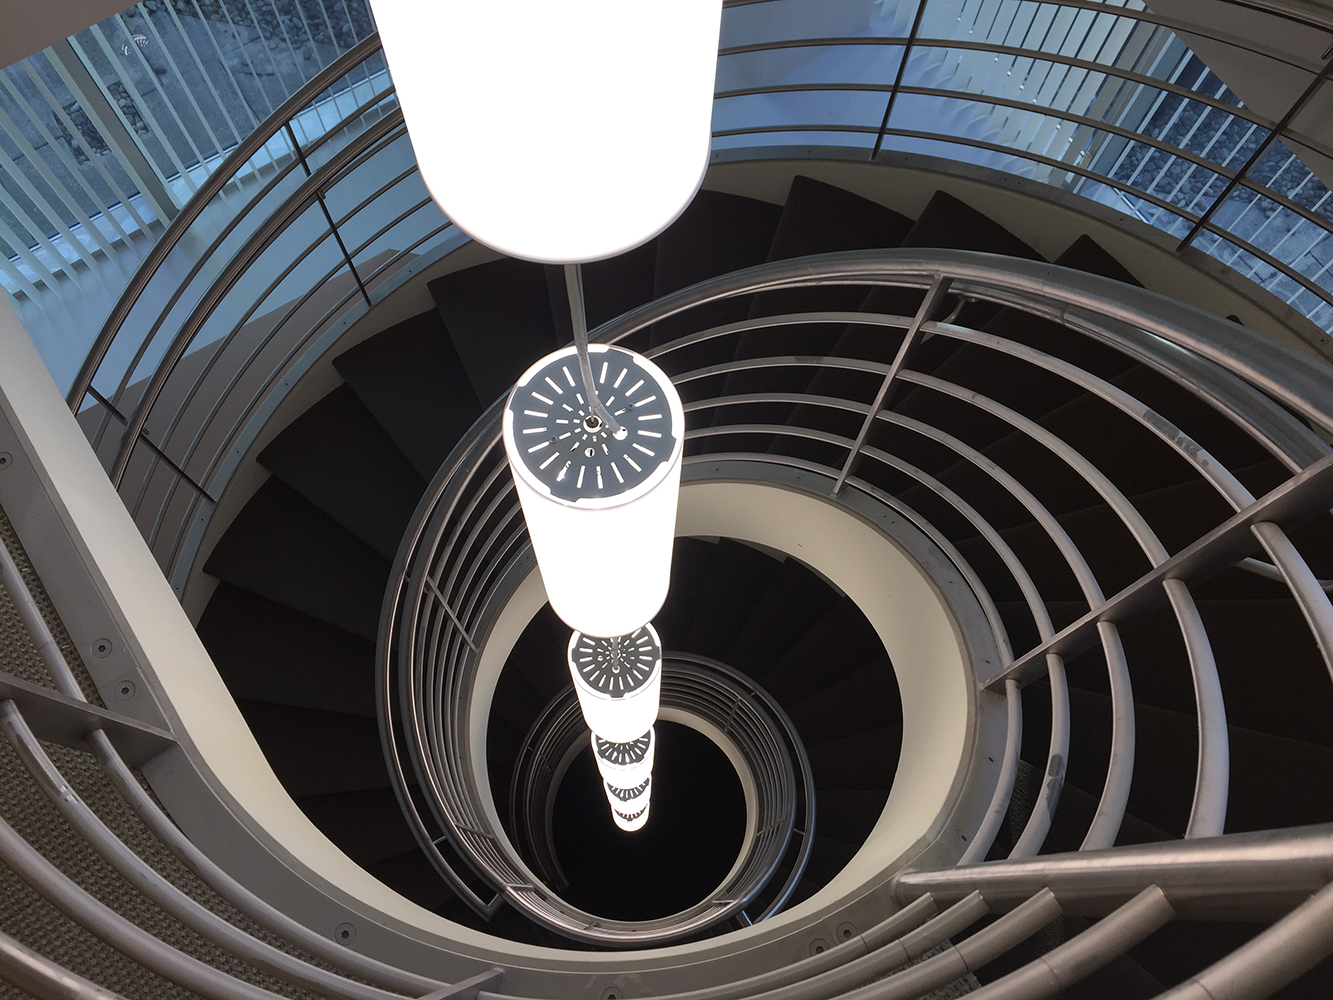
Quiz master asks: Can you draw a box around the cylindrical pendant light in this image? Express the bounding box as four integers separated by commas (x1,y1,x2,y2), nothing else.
592,729,655,790
611,800,650,832
369,0,722,264
504,345,683,638
566,625,662,743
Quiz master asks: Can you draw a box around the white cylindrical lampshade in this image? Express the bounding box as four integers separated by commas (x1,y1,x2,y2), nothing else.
567,625,662,743
592,729,655,789
504,345,684,638
369,0,722,263
611,800,650,833
604,776,651,810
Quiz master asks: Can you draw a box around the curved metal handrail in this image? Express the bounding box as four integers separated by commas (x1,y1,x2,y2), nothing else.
65,31,387,411
378,247,1333,954
6,241,1333,993
507,656,814,926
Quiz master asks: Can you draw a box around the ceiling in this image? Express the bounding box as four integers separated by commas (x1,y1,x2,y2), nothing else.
0,0,135,68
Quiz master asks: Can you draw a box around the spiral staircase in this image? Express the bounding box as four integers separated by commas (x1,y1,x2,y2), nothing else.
3,12,1333,1000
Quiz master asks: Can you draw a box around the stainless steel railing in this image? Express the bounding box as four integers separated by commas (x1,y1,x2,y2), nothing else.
7,245,1333,994
375,246,1333,964
506,656,814,926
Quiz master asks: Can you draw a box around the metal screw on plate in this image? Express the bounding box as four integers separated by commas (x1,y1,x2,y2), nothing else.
837,921,857,942
92,638,113,658
113,680,135,701
809,937,830,956
0,452,11,469
600,989,622,1000
334,922,356,945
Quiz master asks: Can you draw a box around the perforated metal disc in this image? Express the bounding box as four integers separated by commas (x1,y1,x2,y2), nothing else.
569,626,660,699
605,777,651,801
594,731,652,767
507,347,678,503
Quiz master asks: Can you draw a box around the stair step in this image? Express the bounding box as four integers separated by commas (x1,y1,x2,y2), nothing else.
366,849,458,912
333,309,482,480
257,384,425,560
785,656,901,750
650,189,783,349
755,599,897,707
203,478,389,640
723,557,844,681
814,788,890,845
805,725,902,792
654,538,721,651
684,539,784,659
237,701,388,797
429,258,560,407
295,787,421,867
582,242,659,333
197,583,375,717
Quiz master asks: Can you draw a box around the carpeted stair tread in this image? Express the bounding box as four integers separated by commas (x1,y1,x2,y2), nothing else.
366,849,459,912
583,242,659,333
756,599,887,708
257,383,425,560
237,701,389,797
333,309,482,480
804,726,903,791
810,790,885,849
197,582,375,717
650,189,783,348
785,656,901,749
723,558,845,680
203,477,389,640
655,538,722,651
295,788,421,867
429,257,559,406
684,539,785,658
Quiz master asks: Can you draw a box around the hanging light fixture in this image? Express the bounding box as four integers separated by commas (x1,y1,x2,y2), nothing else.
592,729,655,790
368,0,723,263
505,347,683,638
369,0,718,836
565,625,662,742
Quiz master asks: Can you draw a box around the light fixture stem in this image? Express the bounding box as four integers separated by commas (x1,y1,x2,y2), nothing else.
564,263,625,437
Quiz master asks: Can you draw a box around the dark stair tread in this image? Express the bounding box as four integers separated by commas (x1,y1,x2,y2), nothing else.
650,189,784,348
723,556,844,679
582,242,659,332
785,656,902,750
333,309,483,480
197,582,375,717
655,538,721,651
805,725,903,791
365,848,458,912
746,174,913,323
257,383,426,560
237,701,389,797
1053,234,1141,287
1060,597,1333,749
295,787,420,866
792,835,860,901
504,605,574,705
713,177,914,449
429,257,560,406
683,539,785,658
203,477,389,640
901,191,1043,259
753,599,888,707
813,789,889,844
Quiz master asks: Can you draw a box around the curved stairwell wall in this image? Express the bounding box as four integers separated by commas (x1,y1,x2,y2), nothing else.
2,7,1333,995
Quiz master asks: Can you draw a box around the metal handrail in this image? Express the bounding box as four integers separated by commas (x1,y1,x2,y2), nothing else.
506,657,813,927
7,246,1333,994
378,248,1333,952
